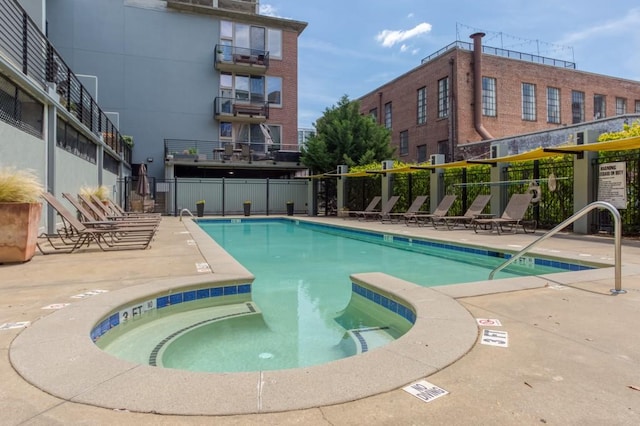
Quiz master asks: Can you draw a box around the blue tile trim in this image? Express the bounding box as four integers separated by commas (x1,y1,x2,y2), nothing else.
352,282,416,324
91,283,252,342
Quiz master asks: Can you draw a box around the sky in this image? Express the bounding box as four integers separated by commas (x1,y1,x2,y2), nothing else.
259,0,640,129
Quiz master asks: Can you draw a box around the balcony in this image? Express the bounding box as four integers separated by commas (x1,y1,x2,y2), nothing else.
215,45,269,74
164,139,302,164
214,97,269,123
168,0,258,15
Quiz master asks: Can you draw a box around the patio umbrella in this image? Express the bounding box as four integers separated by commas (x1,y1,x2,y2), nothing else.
136,163,150,212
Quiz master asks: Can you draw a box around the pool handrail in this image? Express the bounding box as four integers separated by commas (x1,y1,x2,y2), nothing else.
488,201,624,295
179,208,195,221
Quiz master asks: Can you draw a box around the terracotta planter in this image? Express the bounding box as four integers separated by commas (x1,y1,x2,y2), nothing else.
0,202,42,263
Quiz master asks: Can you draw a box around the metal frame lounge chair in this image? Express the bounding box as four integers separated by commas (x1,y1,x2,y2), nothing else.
405,194,457,226
432,194,492,230
472,193,536,234
88,194,161,223
359,195,400,221
349,196,381,219
38,193,157,254
382,195,428,223
66,194,159,229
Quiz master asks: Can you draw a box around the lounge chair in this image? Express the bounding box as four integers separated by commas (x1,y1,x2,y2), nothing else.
472,193,536,234
38,193,156,254
348,196,381,219
76,194,159,226
382,195,428,223
405,194,457,226
432,194,492,230
359,195,400,221
89,195,161,222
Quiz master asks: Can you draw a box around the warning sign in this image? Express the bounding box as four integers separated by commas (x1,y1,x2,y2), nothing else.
476,318,502,327
403,380,449,403
598,162,627,209
481,329,509,347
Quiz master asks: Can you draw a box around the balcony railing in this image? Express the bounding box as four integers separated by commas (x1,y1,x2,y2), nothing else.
168,0,259,15
214,97,269,122
0,0,131,164
164,139,301,163
214,45,269,73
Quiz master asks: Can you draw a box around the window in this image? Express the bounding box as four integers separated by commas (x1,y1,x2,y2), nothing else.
482,77,497,117
384,102,392,129
417,87,427,124
266,76,281,106
267,29,282,58
369,108,377,121
438,78,448,118
438,140,449,162
399,130,409,156
615,97,627,115
521,83,536,121
237,123,281,152
235,75,250,100
636,100,640,113
547,87,560,124
571,90,585,124
417,144,427,163
594,94,606,119
220,122,232,138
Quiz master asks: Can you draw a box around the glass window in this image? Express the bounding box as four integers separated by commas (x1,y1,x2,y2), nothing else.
482,77,497,117
235,24,250,48
369,108,377,121
267,29,282,58
250,76,264,103
220,21,233,38
220,73,232,88
417,87,426,124
417,144,427,163
235,76,249,100
266,76,282,106
521,83,536,121
399,130,409,156
220,122,232,138
438,78,448,118
384,102,392,129
635,100,640,113
616,97,627,115
571,90,585,124
547,87,560,124
594,94,606,119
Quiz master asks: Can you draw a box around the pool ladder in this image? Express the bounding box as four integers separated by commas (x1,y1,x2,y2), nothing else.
488,201,624,295
179,208,195,222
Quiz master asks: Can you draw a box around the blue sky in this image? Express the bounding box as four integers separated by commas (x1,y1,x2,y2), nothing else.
260,1,640,128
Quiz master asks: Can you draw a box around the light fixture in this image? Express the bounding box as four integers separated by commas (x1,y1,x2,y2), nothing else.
146,157,154,163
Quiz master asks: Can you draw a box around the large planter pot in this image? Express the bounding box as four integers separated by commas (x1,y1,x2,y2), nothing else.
0,202,42,263
243,203,251,216
196,203,204,217
286,202,294,216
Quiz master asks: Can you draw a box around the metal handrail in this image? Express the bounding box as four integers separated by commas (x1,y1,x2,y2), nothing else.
179,208,194,222
488,201,625,295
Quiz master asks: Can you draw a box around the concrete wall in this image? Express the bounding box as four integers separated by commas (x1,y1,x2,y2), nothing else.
46,0,221,179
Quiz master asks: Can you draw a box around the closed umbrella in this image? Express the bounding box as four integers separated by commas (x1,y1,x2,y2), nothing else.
136,163,150,212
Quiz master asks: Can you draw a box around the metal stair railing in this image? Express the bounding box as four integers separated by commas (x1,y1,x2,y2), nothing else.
488,201,625,295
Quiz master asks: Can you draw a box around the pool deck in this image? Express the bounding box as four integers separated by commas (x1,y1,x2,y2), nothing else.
2,215,640,425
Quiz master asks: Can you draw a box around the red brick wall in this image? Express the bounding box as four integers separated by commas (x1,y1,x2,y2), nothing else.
267,29,298,150
359,46,640,163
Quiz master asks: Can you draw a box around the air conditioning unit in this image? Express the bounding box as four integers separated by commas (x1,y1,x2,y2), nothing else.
429,154,444,165
382,160,394,170
337,165,348,174
490,143,507,159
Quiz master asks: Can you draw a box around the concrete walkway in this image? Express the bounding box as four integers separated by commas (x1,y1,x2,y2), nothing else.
1,216,639,425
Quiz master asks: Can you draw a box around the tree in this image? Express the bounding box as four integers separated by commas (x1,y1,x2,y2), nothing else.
301,95,393,174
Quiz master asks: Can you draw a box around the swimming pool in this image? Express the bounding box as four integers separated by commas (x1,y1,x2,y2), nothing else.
96,218,590,372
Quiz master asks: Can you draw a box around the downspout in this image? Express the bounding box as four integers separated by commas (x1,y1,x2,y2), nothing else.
377,91,383,125
448,57,456,161
470,32,493,140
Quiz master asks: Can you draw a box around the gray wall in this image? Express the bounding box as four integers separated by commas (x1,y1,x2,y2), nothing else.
46,0,221,178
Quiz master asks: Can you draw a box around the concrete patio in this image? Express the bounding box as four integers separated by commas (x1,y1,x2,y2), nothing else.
1,216,639,425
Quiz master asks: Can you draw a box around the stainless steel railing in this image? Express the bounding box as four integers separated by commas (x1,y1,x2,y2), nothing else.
489,201,624,295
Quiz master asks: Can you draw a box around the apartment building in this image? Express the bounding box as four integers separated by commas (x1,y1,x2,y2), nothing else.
44,0,307,179
359,33,640,163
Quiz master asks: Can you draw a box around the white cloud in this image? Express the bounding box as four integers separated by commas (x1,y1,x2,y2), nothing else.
407,12,415,18
375,22,432,48
400,44,409,52
259,4,278,17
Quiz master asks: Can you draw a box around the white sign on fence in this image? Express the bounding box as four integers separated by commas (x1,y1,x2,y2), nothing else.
598,162,627,209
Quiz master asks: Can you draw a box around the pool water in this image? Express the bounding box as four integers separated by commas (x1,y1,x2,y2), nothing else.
99,219,576,372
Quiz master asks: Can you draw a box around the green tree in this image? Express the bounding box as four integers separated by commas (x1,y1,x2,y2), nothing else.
301,95,394,174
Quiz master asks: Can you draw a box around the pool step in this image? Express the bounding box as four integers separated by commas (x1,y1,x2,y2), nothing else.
344,326,394,354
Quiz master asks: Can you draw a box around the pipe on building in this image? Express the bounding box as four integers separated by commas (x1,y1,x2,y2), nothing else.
470,32,493,140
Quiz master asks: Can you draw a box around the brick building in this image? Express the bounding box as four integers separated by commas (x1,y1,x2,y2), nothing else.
358,33,640,163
